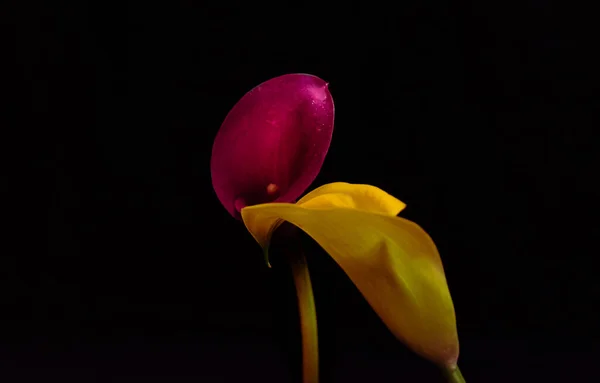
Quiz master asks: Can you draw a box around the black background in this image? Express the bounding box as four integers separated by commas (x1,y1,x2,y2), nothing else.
2,1,599,382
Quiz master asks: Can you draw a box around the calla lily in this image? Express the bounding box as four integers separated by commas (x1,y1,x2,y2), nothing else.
241,182,460,369
211,73,334,219
211,74,465,382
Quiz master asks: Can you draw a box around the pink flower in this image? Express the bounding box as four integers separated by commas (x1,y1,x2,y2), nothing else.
211,74,334,219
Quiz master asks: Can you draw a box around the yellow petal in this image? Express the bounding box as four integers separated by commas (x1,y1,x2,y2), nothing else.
241,183,459,368
244,182,406,253
296,182,406,215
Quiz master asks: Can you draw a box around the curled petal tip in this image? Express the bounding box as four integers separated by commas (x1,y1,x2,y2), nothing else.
264,247,272,268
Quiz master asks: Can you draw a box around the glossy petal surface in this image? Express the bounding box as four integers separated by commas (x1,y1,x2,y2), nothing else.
241,182,459,367
211,74,334,218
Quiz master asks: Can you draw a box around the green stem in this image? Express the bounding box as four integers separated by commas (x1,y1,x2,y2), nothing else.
289,252,319,383
444,365,466,383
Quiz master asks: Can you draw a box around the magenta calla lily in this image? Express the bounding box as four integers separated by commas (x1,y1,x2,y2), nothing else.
211,73,334,219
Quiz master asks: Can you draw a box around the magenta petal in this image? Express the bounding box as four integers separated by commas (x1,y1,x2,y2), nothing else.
211,73,335,219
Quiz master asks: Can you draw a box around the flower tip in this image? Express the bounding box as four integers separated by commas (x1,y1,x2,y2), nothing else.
263,246,272,268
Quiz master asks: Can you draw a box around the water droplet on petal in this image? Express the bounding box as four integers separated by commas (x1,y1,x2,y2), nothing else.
266,183,279,195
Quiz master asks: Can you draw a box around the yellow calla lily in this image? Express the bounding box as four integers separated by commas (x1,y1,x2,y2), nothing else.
241,182,459,368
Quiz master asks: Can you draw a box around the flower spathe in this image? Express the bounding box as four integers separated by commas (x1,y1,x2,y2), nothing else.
241,182,460,368
211,74,334,219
